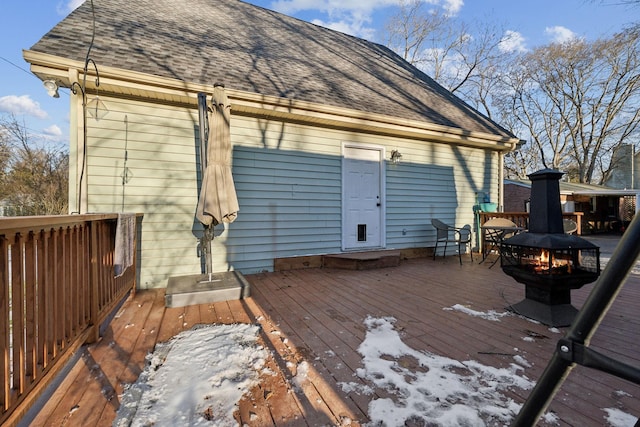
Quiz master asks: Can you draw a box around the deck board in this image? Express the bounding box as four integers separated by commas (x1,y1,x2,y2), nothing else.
23,254,640,426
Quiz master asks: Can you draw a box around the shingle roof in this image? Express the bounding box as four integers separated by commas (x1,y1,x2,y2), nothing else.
30,0,515,138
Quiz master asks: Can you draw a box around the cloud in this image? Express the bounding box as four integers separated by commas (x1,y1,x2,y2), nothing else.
544,26,577,44
442,0,464,15
41,124,67,145
312,18,366,37
270,0,385,38
56,0,85,15
271,0,393,15
0,95,48,119
499,30,528,53
268,0,463,39
43,124,63,138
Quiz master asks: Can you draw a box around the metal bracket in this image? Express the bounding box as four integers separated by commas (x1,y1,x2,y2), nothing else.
557,338,640,384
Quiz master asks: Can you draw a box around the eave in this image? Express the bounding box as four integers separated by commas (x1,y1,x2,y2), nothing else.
24,50,521,153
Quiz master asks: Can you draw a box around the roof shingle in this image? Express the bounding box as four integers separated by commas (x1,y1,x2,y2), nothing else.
31,0,515,138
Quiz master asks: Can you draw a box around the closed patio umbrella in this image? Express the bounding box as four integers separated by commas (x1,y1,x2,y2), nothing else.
196,84,239,276
197,84,239,226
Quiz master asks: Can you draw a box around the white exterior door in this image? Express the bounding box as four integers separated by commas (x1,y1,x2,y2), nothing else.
342,144,385,250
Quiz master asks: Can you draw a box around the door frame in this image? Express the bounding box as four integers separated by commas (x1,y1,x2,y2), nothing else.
341,142,386,251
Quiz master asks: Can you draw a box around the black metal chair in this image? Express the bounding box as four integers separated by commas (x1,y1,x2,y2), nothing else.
563,219,578,234
431,219,473,265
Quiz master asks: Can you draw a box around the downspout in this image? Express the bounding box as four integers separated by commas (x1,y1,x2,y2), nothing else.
498,152,504,212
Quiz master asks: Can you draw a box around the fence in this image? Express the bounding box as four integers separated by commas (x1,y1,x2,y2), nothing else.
0,213,141,425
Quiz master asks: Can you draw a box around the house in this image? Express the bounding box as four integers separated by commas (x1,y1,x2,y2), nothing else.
24,0,521,288
504,179,639,233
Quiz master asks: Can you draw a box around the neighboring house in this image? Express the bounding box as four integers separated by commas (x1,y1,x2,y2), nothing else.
505,179,639,233
24,0,521,288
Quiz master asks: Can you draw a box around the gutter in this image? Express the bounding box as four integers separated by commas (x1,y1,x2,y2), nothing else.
24,50,523,153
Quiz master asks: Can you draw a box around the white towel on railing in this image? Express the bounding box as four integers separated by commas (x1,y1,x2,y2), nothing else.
115,213,136,277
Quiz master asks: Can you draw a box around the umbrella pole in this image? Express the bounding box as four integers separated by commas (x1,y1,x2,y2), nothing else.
198,224,217,283
197,92,215,283
205,225,213,281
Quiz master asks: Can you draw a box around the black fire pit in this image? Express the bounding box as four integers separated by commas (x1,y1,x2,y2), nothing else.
501,169,600,327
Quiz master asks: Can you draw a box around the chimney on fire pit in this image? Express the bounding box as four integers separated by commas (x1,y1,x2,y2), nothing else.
528,169,564,234
500,169,600,327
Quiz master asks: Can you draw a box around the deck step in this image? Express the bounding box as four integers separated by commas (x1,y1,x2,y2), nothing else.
323,250,401,270
165,271,250,307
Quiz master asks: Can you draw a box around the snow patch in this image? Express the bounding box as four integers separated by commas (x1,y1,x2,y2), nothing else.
604,407,639,426
115,323,267,427
445,304,511,321
354,316,540,426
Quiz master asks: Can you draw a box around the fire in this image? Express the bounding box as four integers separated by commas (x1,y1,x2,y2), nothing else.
533,250,572,273
540,250,549,265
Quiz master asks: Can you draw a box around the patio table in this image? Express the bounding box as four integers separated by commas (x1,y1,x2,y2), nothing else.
480,225,525,268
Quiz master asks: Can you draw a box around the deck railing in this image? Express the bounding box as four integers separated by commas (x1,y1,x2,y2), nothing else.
478,211,583,234
478,211,584,253
0,213,141,426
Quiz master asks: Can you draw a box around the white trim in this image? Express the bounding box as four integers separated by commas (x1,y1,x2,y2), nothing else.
341,142,386,251
24,50,522,152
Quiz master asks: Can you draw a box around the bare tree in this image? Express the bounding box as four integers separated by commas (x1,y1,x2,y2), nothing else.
382,0,514,118
383,0,448,68
498,29,640,183
383,3,640,182
0,115,68,215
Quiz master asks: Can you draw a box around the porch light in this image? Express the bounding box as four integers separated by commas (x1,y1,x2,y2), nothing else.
390,149,402,165
43,79,59,98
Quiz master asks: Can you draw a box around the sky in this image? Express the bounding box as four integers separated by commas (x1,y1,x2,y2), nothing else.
112,314,637,426
0,0,637,150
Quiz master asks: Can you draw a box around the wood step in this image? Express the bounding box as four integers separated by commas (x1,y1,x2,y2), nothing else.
274,248,430,271
322,250,401,270
165,271,250,307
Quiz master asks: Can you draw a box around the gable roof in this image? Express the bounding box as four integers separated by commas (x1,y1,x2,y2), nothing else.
29,0,516,140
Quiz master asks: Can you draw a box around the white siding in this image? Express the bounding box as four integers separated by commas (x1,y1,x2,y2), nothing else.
81,96,499,288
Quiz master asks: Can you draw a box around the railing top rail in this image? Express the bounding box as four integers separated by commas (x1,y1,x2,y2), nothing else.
0,213,143,235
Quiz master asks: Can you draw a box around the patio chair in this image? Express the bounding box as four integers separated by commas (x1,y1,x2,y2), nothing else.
431,219,473,265
563,219,578,234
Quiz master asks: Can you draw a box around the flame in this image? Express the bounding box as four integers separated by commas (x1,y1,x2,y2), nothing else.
533,249,572,273
540,250,549,265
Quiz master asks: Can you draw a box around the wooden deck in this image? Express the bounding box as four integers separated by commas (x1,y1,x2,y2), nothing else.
24,254,640,426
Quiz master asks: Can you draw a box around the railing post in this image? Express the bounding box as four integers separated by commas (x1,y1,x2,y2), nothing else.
87,221,100,344
1,236,9,413
576,213,582,235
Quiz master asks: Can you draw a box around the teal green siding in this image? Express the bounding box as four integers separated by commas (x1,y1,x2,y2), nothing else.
81,96,499,288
